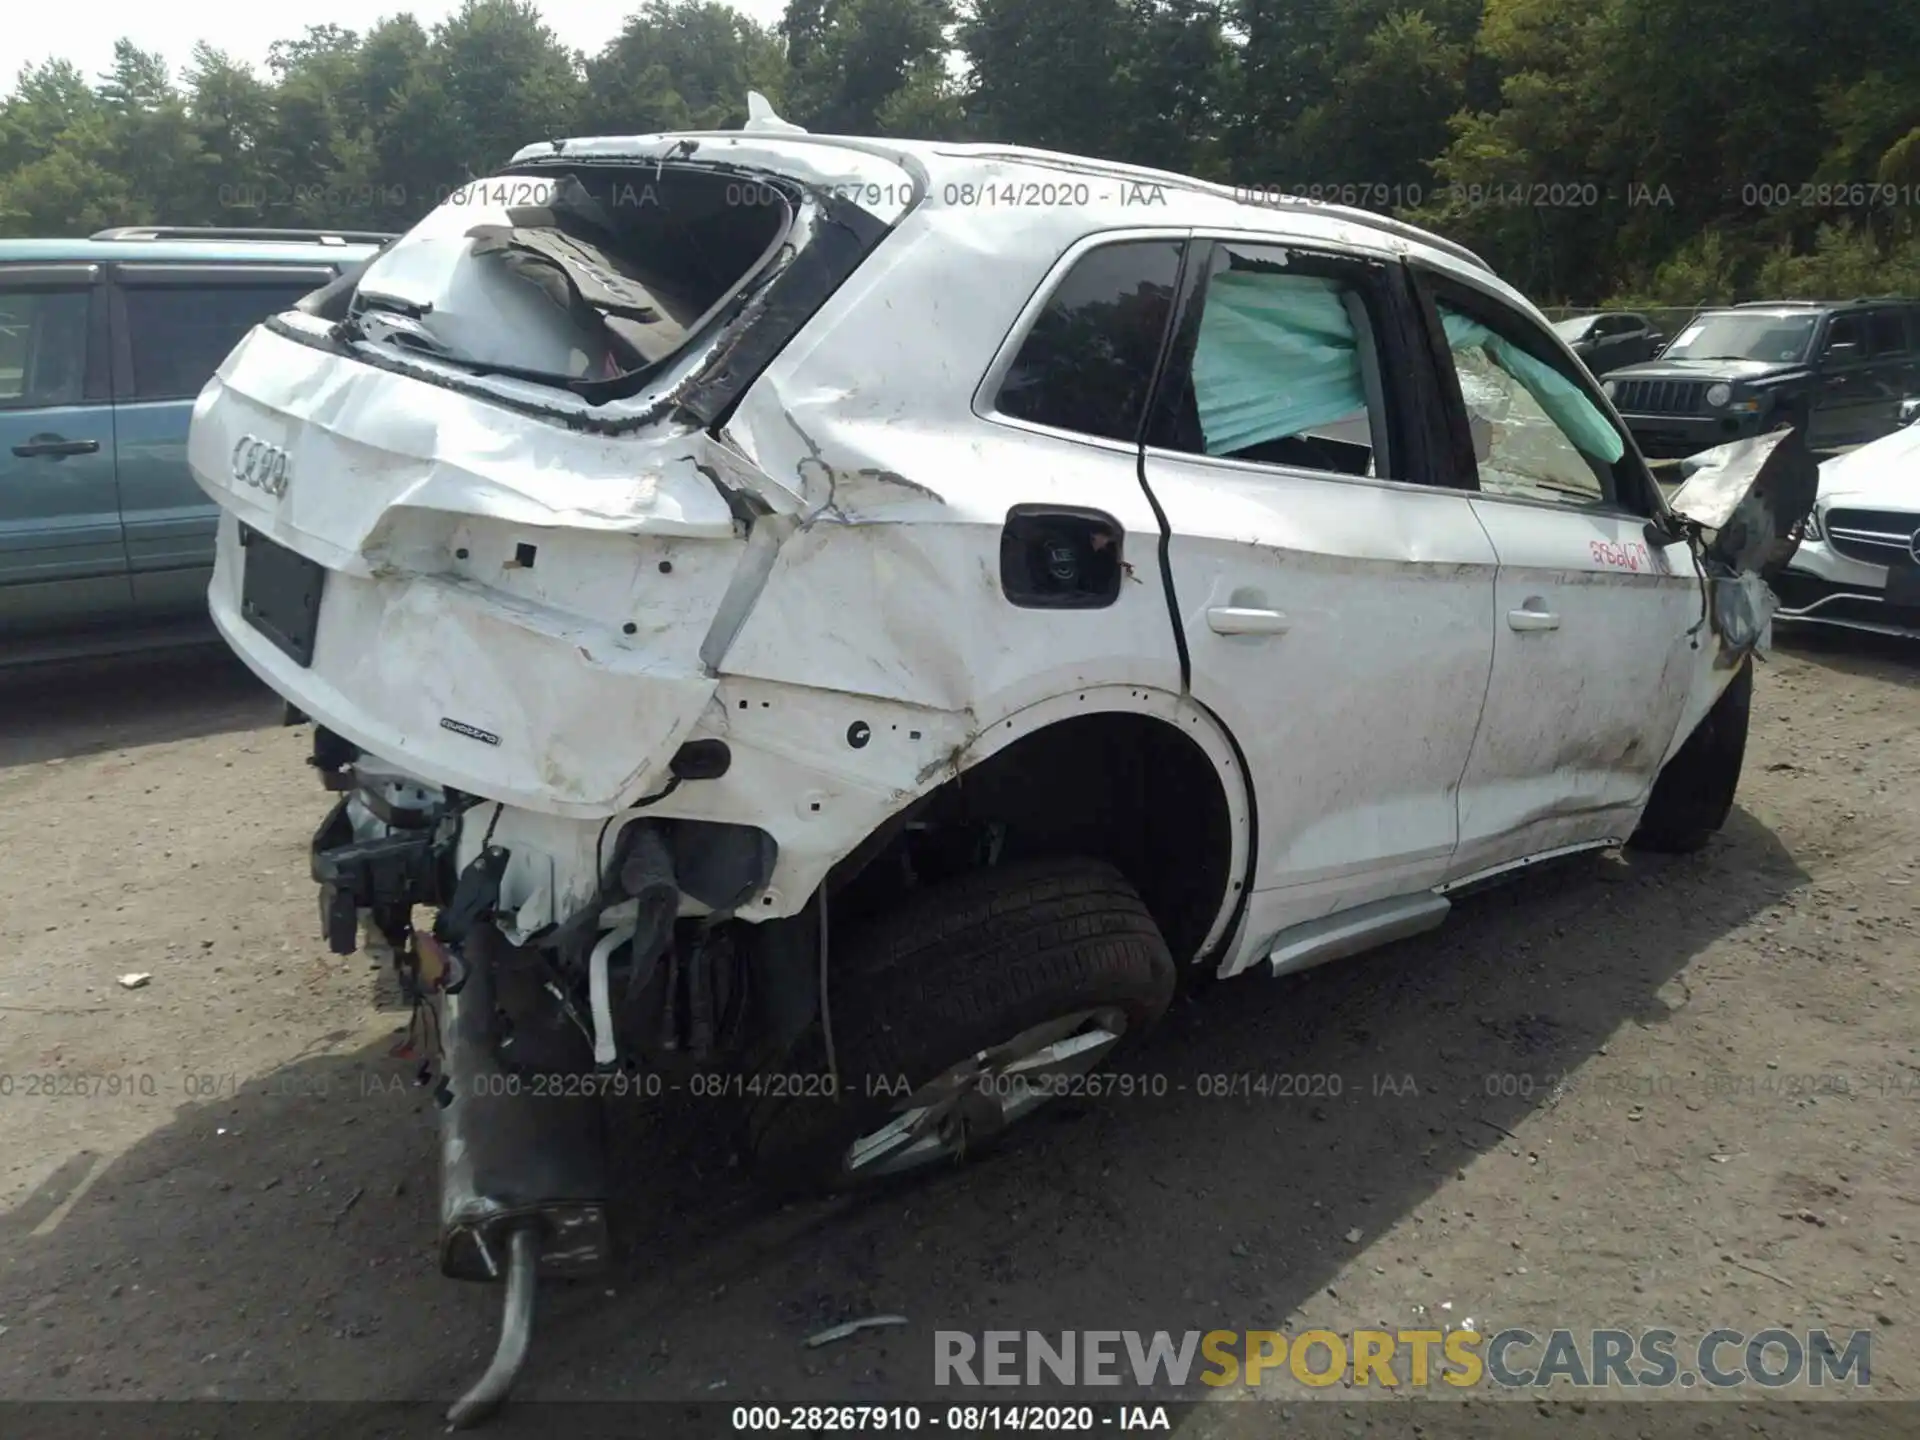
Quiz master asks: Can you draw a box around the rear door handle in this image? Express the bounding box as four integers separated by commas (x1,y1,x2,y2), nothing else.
1207,606,1290,636
12,436,100,459
1507,607,1560,632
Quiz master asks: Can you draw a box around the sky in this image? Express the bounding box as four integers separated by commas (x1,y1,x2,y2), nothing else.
4,0,791,88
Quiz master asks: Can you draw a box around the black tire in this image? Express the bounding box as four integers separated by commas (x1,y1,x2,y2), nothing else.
743,857,1175,1195
1629,658,1752,854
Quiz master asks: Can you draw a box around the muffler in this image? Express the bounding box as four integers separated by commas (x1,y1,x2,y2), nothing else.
434,925,610,1427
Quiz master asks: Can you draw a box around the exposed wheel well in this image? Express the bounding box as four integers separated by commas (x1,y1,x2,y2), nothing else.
826,711,1239,968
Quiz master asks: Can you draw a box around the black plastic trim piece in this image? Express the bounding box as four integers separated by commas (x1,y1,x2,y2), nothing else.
1131,236,1206,695
309,796,447,955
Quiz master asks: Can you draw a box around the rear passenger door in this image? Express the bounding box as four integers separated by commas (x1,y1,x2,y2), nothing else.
108,264,333,617
0,264,128,638
1137,237,1499,946
1413,268,1703,882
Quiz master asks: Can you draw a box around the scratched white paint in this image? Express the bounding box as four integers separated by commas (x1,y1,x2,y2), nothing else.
189,132,1769,983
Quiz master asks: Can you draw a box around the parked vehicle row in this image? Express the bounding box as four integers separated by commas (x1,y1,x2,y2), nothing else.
1603,298,1920,459
7,223,1908,666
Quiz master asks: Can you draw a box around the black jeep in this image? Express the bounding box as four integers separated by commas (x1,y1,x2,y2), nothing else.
1604,298,1920,458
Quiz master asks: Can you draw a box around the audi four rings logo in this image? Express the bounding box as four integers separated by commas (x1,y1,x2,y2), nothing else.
231,435,292,498
1909,527,1920,566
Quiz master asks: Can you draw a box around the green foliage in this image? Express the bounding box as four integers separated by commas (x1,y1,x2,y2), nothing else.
583,2,786,134
1,0,1917,305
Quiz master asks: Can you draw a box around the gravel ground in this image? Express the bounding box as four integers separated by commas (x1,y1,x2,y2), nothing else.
0,631,1915,1432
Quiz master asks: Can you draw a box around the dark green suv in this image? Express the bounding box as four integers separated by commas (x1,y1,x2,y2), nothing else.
0,226,389,664
1604,298,1920,459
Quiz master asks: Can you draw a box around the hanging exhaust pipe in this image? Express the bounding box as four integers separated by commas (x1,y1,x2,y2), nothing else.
434,925,611,1428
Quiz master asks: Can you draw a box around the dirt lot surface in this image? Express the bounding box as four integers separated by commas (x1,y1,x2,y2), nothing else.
0,632,1916,1432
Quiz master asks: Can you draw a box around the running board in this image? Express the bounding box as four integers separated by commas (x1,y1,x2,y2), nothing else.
1265,893,1452,978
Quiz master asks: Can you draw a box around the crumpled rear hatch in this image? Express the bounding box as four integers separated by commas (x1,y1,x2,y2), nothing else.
188,143,919,816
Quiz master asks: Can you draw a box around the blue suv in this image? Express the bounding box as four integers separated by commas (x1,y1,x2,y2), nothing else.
0,227,389,663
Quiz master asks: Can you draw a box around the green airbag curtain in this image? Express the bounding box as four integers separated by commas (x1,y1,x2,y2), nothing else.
1191,271,1366,456
1188,267,1625,468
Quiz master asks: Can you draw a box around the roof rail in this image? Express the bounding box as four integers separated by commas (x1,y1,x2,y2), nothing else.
952,148,1497,273
89,226,397,246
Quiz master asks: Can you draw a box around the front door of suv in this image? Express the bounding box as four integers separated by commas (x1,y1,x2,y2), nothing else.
1412,268,1703,882
1137,238,1499,953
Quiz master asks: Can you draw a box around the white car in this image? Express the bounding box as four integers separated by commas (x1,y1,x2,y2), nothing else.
184,102,1805,1422
1777,418,1920,637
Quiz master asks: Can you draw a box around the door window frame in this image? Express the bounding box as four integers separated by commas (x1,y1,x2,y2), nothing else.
1818,310,1871,363
1138,233,1460,495
0,264,111,411
1409,263,1665,520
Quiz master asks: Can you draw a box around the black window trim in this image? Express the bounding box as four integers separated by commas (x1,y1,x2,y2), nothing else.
105,261,341,404
0,268,111,411
1137,235,1454,495
0,262,101,289
1409,262,1665,522
973,226,1191,458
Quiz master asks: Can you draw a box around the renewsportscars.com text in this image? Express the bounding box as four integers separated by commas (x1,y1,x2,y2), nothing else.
934,1328,1873,1390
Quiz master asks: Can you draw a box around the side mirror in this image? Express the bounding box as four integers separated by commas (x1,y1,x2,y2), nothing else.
1823,339,1861,362
1667,428,1820,578
1899,397,1920,428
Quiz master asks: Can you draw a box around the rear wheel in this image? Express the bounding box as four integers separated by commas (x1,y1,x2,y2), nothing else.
1629,659,1752,854
743,856,1175,1194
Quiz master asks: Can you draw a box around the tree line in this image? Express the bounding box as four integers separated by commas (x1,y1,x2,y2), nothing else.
4,0,1919,305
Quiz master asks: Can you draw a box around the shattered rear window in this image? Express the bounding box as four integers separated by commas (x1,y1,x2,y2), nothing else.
342,166,793,392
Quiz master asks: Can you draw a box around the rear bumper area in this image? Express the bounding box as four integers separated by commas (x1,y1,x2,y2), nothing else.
209,513,717,816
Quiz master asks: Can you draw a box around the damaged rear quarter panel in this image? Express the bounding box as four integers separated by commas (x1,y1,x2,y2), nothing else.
191,327,765,814
692,195,1206,906
712,199,1184,713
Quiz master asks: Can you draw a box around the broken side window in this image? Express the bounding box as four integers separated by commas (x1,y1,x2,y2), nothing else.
1437,301,1625,509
